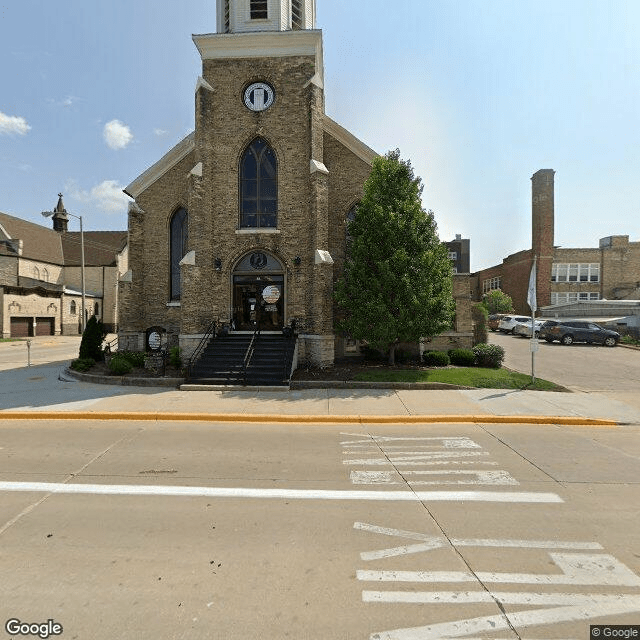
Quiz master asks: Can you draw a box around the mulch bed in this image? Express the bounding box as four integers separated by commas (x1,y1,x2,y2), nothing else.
291,358,428,381
79,358,424,382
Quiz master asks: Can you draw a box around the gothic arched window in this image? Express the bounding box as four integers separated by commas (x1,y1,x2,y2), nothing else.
169,207,188,300
240,138,277,229
346,202,359,251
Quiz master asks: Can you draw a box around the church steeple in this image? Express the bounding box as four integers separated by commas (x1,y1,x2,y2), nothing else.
52,193,69,233
217,0,316,34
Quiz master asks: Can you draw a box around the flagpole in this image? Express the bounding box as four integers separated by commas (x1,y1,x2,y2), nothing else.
529,255,538,384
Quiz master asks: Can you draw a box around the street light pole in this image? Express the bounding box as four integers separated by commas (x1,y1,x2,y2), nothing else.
77,213,86,333
41,208,87,333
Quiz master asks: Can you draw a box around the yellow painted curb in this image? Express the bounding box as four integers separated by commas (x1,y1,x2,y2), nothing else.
0,411,619,426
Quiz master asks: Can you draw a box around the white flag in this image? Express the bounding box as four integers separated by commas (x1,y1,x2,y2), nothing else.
527,259,537,313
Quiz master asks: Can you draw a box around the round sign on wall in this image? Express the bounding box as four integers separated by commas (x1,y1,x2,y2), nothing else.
262,285,281,304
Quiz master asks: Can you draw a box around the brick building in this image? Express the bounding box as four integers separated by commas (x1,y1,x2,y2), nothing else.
472,169,640,314
445,234,470,274
0,196,128,337
118,0,473,368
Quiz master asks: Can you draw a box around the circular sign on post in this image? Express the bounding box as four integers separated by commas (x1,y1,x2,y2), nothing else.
262,285,281,304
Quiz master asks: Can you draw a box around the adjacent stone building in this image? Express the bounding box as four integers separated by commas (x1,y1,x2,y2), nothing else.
118,0,473,366
0,196,128,337
472,169,640,314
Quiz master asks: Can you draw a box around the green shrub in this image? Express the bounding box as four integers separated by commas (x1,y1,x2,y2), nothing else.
360,345,385,362
108,354,133,375
169,346,182,368
448,348,476,367
422,351,450,367
117,350,145,367
70,357,95,372
473,343,505,368
79,315,107,361
472,303,488,346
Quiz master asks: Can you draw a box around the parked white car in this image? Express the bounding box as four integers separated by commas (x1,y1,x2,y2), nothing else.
497,316,532,334
513,319,545,338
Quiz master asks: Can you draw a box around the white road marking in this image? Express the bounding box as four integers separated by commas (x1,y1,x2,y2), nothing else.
355,523,603,560
344,452,491,465
366,594,640,639
363,590,640,606
0,481,562,503
351,470,518,486
358,553,640,585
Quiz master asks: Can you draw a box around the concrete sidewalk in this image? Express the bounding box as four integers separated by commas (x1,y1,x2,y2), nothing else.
0,361,638,425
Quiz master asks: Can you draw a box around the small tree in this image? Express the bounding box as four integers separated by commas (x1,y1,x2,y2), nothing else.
472,303,488,346
78,315,107,361
335,149,455,365
482,289,513,315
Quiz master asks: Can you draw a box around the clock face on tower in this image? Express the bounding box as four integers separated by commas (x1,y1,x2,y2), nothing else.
243,82,275,112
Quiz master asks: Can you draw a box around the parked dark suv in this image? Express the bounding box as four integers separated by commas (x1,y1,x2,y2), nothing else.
539,320,620,346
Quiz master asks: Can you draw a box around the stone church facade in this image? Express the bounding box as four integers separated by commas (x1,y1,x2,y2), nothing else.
118,0,473,367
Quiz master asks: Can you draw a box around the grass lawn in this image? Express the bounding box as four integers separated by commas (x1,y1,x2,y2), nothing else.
353,366,562,391
0,338,24,343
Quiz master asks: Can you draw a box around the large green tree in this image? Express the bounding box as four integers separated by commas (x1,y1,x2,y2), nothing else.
482,289,514,314
335,149,455,365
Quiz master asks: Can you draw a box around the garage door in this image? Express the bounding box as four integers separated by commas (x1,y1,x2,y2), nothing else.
35,317,55,336
10,317,33,338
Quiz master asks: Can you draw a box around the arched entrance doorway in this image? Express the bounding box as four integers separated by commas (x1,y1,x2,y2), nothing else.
232,251,285,331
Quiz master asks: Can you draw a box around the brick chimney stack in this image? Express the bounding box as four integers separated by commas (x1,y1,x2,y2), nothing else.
531,169,555,309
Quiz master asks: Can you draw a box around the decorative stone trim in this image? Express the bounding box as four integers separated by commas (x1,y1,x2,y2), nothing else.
124,132,195,198
179,250,196,266
195,76,214,93
323,116,378,166
310,159,329,175
235,228,281,235
314,249,333,265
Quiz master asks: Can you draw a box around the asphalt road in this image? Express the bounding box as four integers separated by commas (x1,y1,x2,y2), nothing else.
1,418,639,639
489,330,640,392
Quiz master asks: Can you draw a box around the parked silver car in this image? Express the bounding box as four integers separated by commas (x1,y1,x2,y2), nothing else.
497,316,532,334
513,319,545,338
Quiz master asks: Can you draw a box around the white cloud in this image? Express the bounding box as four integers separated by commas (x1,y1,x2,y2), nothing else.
0,111,31,135
65,179,131,214
154,128,168,136
103,119,133,150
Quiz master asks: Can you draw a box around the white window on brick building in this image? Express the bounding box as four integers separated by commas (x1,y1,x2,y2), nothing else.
552,262,600,283
42,267,49,283
482,276,501,293
70,300,77,315
448,251,457,260
33,266,40,280
551,292,600,305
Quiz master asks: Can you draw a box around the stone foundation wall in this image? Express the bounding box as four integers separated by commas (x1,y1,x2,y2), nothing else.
296,333,334,368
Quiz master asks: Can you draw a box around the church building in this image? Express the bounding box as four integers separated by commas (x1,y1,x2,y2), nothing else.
119,0,379,369
118,0,473,377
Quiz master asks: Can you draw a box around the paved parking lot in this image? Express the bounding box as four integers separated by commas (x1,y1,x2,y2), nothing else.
489,329,640,392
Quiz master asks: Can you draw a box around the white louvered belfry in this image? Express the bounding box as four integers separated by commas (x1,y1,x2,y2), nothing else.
217,0,316,33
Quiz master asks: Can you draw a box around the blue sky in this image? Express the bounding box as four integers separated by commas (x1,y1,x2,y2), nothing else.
1,0,638,271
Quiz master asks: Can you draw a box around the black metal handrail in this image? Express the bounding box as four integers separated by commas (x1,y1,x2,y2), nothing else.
281,319,299,383
242,324,261,385
187,320,217,380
